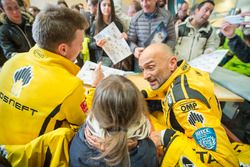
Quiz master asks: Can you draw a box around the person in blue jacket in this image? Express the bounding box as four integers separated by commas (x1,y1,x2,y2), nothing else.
69,75,158,167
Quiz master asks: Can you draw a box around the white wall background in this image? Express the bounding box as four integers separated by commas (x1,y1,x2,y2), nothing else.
29,0,87,10
29,0,250,14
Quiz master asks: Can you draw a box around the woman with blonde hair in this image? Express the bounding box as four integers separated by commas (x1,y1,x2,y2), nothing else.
69,75,158,167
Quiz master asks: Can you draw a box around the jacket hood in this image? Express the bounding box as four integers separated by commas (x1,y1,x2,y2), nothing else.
0,13,6,24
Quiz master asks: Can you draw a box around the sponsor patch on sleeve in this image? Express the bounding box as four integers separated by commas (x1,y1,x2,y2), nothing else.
193,127,217,151
80,99,88,113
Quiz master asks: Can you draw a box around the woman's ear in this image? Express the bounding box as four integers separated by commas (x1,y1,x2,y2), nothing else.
57,43,68,57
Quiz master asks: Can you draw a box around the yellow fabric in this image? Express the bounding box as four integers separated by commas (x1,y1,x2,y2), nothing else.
232,142,250,166
144,61,239,166
0,128,74,167
149,111,167,131
81,37,90,62
161,132,206,167
86,88,95,110
0,45,88,145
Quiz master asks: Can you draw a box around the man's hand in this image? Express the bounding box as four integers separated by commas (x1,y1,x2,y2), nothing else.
220,22,237,39
134,47,144,59
92,62,104,87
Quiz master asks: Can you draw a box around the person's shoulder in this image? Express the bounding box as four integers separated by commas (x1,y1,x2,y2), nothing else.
177,19,189,35
84,12,92,20
85,11,91,16
0,22,9,33
130,10,144,22
114,19,123,27
179,17,190,26
158,8,171,17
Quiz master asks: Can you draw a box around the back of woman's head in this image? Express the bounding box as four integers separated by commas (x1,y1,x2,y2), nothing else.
91,75,147,166
32,5,88,52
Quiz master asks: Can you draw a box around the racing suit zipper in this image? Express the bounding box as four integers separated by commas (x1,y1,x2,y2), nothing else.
188,35,196,61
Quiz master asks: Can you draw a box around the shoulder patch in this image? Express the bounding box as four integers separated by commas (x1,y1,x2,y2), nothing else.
193,127,217,151
80,99,88,113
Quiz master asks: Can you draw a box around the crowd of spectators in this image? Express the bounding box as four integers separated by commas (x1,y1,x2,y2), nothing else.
0,0,250,166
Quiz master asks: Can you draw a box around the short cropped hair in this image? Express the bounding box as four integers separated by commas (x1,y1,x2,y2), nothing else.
57,0,68,7
32,5,88,52
197,0,215,9
131,0,142,12
86,0,98,6
29,6,40,13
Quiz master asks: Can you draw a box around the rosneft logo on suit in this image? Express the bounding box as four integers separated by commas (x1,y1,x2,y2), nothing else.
11,66,33,97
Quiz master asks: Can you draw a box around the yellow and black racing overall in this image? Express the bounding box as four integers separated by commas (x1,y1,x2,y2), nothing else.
0,46,88,145
146,60,239,166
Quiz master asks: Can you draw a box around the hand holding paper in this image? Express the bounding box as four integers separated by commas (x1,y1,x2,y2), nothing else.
134,47,144,59
92,62,104,87
94,22,132,64
77,61,129,85
220,22,237,39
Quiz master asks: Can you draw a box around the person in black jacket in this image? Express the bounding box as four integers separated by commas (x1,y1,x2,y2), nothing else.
0,0,35,60
85,0,98,36
0,9,7,67
221,24,250,63
89,0,132,70
220,11,250,63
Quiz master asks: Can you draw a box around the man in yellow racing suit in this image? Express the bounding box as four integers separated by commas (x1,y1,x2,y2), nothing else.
139,43,239,166
0,6,91,145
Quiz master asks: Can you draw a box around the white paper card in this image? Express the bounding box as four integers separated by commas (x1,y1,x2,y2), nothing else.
77,61,127,85
224,15,244,24
94,22,132,64
188,50,228,73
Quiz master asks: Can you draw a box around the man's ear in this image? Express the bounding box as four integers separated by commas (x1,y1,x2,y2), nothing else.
169,56,177,72
57,43,68,57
